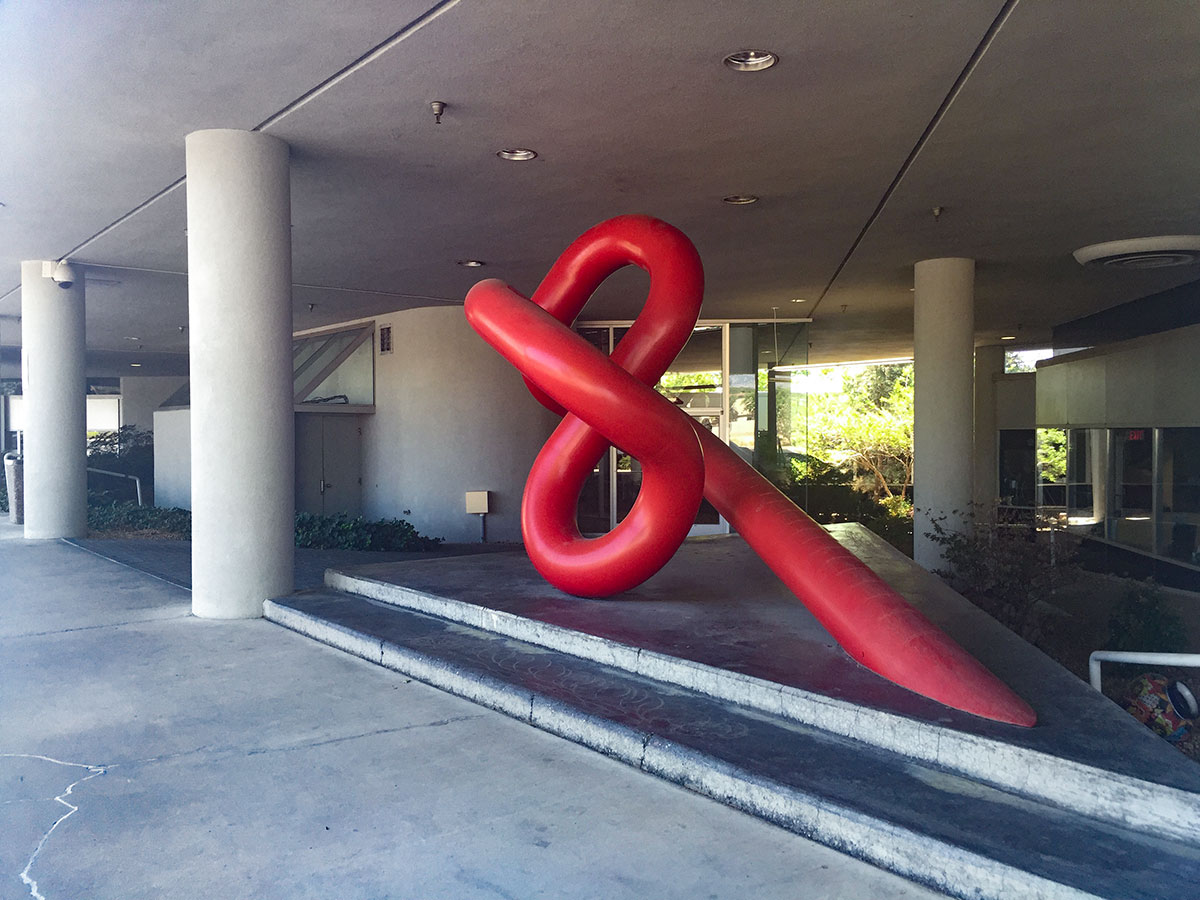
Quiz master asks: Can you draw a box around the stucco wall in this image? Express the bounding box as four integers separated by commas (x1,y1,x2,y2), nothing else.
120,375,189,432
995,373,1035,429
1037,323,1200,427
153,408,191,509
362,305,559,543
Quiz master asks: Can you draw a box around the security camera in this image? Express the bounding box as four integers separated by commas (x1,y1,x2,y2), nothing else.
51,261,77,289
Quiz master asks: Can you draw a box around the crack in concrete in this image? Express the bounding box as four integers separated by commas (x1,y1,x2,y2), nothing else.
2,754,111,900
1,612,192,641
242,716,485,757
115,714,488,770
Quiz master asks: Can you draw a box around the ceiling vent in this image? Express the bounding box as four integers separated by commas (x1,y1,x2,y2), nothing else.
1073,236,1200,269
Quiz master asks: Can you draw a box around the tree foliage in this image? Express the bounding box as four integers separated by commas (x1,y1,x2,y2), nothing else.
806,364,913,500
1037,427,1067,484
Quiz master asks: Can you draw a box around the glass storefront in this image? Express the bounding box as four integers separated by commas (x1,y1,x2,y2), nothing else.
573,319,809,535
1158,427,1200,564
1032,425,1200,567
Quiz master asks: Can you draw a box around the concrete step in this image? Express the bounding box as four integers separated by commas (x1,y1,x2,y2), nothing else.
323,559,1200,848
265,588,1200,900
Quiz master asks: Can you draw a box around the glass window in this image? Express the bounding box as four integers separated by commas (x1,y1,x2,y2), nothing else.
1004,348,1054,373
648,325,724,526
1158,428,1200,564
1066,428,1106,529
293,324,375,406
574,328,611,534
998,429,1036,508
1036,428,1067,512
1109,427,1154,552
728,322,808,488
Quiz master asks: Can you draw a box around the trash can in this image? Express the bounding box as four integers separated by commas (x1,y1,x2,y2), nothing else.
3,452,23,525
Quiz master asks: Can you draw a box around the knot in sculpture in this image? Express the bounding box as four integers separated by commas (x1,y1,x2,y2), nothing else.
465,215,1035,727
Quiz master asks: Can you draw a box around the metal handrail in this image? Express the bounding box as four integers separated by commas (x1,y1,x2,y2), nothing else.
1088,650,1200,690
87,467,143,506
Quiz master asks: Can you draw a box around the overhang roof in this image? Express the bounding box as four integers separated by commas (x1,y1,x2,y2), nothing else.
2,0,1198,370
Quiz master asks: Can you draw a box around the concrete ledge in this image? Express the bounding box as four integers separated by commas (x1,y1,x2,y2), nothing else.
264,597,1105,900
324,569,1200,844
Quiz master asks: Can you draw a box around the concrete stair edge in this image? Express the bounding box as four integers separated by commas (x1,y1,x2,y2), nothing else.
323,567,1200,845
263,597,1104,900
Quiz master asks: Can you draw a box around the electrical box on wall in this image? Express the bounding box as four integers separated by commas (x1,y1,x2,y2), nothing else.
379,324,393,354
465,490,489,514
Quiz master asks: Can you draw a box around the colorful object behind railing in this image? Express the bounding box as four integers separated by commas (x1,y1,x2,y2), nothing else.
464,215,1035,727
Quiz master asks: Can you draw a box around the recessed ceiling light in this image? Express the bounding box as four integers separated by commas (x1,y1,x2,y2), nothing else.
723,49,778,72
457,259,486,268
1000,335,1017,341
130,362,143,367
496,148,537,161
124,336,141,341
722,194,759,205
790,298,805,304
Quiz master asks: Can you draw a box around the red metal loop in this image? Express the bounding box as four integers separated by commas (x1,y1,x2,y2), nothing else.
464,215,1035,726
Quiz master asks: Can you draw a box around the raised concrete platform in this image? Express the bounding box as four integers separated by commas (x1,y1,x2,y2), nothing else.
266,525,1200,900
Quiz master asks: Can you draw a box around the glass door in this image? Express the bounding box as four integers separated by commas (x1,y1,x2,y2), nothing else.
650,325,725,534
572,318,809,537
574,328,612,535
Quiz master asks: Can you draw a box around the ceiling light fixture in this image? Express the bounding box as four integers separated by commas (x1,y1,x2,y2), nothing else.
456,259,485,268
790,298,805,304
722,194,759,205
1073,236,1200,269
130,362,143,367
124,336,141,341
496,148,537,161
723,49,778,72
1000,335,1016,341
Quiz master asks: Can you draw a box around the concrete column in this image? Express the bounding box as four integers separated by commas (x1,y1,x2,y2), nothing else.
20,260,87,538
913,257,975,569
186,129,293,618
972,344,1005,510
1090,428,1109,523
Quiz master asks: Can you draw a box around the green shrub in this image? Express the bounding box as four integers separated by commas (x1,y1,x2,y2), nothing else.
772,455,914,555
87,500,192,537
83,503,441,550
925,514,1080,643
293,512,441,551
1105,580,1188,652
861,495,914,556
87,426,154,505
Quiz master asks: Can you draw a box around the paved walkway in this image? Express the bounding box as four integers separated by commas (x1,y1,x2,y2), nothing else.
0,530,943,900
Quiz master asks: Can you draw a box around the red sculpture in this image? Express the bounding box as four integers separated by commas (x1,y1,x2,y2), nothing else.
465,215,1035,727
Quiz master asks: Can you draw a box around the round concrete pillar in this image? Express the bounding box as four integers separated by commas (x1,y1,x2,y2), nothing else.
913,257,975,570
186,129,294,618
973,344,1005,510
20,260,87,539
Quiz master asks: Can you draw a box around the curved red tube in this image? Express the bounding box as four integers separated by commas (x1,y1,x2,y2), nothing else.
464,215,1035,727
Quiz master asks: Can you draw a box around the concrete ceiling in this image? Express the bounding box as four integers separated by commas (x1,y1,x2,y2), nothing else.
2,0,1199,372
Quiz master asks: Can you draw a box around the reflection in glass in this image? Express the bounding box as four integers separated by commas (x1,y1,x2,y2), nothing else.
1110,427,1154,552
293,325,375,405
729,322,808,488
1159,427,1200,564
1066,428,1106,528
574,328,611,533
645,326,723,525
1036,427,1067,514
998,429,1036,508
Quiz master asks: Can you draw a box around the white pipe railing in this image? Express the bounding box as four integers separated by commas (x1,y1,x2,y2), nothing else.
1088,650,1200,691
87,467,144,506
